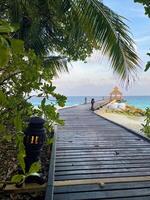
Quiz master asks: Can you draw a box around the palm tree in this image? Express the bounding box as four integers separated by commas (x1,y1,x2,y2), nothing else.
0,0,139,83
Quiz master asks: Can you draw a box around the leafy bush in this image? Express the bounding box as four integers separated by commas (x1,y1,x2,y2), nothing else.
141,108,150,137
11,162,41,185
0,21,66,179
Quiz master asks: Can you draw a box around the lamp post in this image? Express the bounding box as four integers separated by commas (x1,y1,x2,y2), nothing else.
24,117,45,172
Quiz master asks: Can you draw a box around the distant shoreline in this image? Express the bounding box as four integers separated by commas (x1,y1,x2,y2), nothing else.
29,96,150,110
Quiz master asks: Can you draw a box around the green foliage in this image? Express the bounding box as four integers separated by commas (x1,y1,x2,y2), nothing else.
0,36,66,138
0,20,18,33
17,152,26,174
2,134,12,142
11,174,25,184
11,161,41,184
1,0,140,82
134,0,150,17
145,61,150,71
29,162,41,174
141,108,150,137
106,106,145,117
0,20,19,67
0,19,66,179
46,137,54,145
145,53,150,71
14,113,22,132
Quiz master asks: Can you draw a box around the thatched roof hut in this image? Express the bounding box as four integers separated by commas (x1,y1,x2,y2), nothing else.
110,87,123,100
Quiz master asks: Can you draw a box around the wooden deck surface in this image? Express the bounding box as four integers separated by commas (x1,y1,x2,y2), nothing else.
52,104,150,200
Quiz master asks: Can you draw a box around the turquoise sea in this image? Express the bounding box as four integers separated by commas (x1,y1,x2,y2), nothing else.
29,96,150,110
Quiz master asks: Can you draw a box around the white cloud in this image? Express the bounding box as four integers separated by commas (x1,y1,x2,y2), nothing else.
53,60,150,96
135,36,150,44
52,0,150,97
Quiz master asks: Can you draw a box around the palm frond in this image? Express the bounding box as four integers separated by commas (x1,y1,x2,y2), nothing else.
70,0,140,84
3,0,140,82
43,56,69,77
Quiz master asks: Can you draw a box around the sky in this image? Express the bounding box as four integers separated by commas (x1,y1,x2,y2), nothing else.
53,0,150,96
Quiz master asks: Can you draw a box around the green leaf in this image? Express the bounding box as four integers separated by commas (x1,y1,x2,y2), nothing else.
11,174,25,184
0,35,10,48
19,142,26,155
0,44,10,67
0,20,19,33
15,132,24,147
144,61,150,71
11,39,24,53
57,119,65,125
0,124,6,133
16,133,26,174
17,152,26,174
29,162,41,174
14,114,22,132
46,137,54,145
54,94,67,107
41,97,46,108
2,134,12,142
0,90,8,105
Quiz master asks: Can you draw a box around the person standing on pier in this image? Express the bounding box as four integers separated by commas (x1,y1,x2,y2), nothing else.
91,98,95,111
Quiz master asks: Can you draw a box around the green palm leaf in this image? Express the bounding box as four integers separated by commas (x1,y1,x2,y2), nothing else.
44,56,68,77
69,0,140,84
1,0,140,82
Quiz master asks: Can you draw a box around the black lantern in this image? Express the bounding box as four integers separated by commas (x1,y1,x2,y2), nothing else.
24,117,45,172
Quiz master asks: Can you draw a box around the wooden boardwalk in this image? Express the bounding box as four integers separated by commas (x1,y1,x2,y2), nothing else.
48,104,150,200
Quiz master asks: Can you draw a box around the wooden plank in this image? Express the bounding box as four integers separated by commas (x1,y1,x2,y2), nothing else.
55,172,150,181
55,160,150,167
4,183,46,193
56,148,150,153
56,144,150,148
54,181,150,193
55,163,150,171
54,188,150,200
58,138,139,141
56,142,146,146
55,167,150,176
55,155,150,163
55,145,150,151
56,149,150,154
56,153,150,158
57,139,140,142
57,131,135,134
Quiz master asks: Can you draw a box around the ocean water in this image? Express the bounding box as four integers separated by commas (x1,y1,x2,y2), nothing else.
125,96,150,110
29,96,150,110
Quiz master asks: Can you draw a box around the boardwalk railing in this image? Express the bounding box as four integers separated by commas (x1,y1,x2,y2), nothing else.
93,98,110,110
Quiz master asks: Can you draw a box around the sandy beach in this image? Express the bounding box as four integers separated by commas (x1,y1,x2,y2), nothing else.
95,108,145,134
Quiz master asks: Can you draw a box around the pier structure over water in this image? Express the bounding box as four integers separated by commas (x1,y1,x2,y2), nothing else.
46,102,150,200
